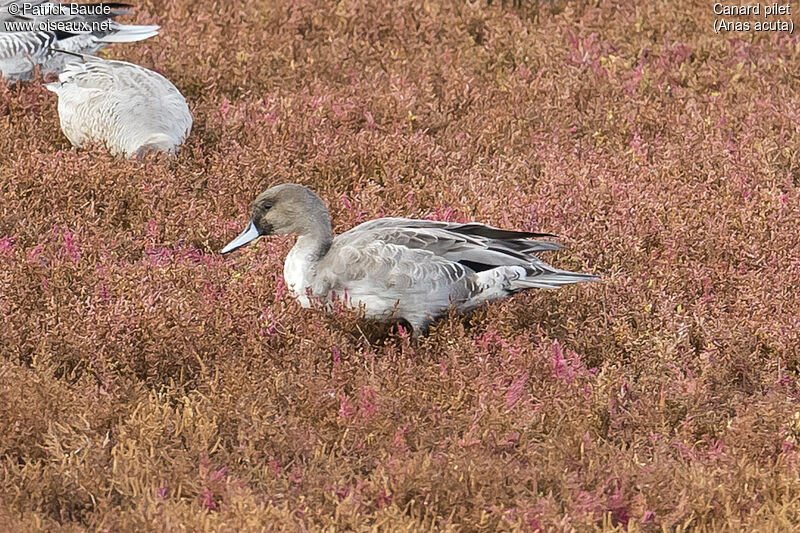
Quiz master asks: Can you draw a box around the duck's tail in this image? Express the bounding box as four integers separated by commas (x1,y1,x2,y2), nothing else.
465,263,598,309
511,265,599,290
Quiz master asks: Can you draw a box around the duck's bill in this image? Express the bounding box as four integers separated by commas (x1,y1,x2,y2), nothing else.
220,221,260,254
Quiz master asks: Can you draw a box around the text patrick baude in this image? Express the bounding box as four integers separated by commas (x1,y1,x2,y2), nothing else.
5,2,114,16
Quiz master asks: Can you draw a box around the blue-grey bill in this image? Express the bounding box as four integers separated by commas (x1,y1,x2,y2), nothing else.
220,221,260,254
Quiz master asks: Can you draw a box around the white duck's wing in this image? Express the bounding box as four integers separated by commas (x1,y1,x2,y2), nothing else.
46,54,120,90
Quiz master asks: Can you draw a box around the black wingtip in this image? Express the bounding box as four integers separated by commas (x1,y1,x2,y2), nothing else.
52,29,80,40
451,223,558,241
48,48,86,60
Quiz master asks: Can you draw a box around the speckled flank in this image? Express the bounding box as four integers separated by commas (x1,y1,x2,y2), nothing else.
0,1,159,80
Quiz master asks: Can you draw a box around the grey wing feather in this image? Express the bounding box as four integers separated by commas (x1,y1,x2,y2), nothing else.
338,217,563,273
318,238,470,294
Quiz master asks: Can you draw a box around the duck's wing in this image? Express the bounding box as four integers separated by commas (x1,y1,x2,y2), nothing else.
0,30,54,79
337,217,564,273
312,237,479,335
320,235,470,294
46,55,183,101
315,217,596,335
0,2,157,80
45,54,141,91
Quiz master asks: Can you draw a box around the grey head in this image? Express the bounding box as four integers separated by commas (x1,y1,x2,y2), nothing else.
220,183,332,254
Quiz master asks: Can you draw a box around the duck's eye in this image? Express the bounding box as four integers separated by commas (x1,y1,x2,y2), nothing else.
262,203,273,211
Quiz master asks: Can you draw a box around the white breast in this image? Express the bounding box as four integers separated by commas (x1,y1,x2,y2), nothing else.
283,238,315,307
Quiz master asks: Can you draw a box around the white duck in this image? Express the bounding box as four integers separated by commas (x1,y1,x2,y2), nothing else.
45,54,192,157
221,184,598,336
0,1,158,81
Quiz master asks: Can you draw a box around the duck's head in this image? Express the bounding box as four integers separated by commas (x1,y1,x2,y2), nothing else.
220,183,331,254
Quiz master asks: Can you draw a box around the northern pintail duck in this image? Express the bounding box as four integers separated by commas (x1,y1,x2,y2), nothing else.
45,54,192,157
0,1,159,81
221,184,599,336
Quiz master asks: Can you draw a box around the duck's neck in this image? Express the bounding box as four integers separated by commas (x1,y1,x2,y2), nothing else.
283,206,333,307
293,227,332,262
283,222,333,305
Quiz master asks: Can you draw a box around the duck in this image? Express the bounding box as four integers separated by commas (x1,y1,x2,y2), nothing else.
0,1,159,81
220,184,598,336
45,53,192,157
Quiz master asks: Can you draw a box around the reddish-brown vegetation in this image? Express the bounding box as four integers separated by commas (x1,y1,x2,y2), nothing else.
2,0,800,530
